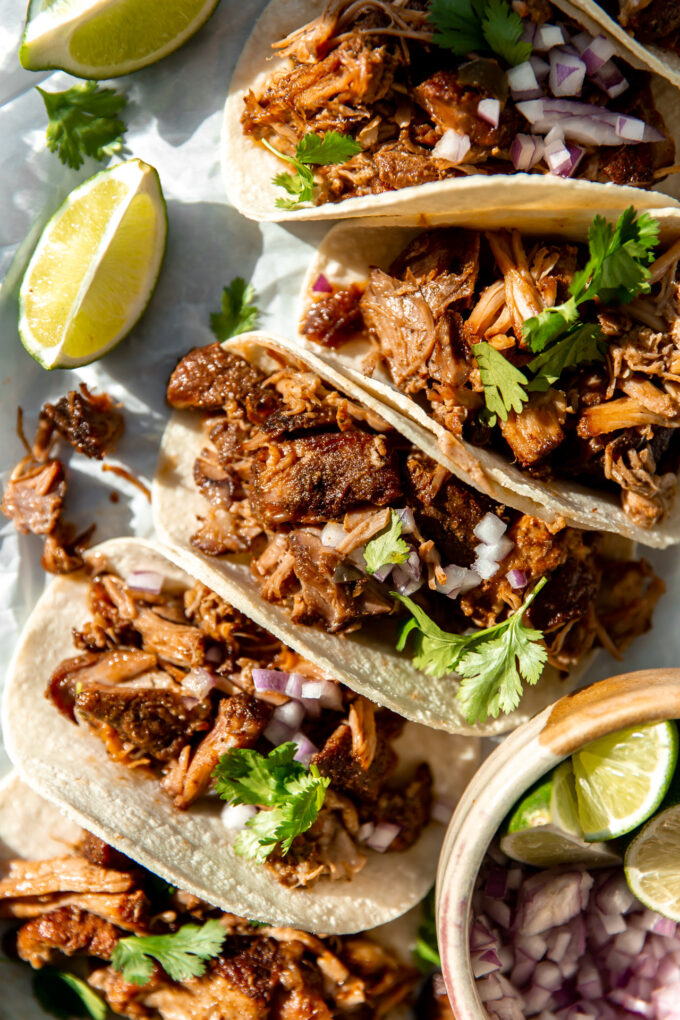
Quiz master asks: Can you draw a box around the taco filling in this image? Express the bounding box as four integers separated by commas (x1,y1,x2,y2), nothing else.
302,210,680,532
241,0,675,208
166,341,662,723
600,0,680,57
1,835,420,1018
46,565,435,887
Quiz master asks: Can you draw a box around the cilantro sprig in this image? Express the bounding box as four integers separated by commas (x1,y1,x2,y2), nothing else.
395,577,548,724
33,969,107,1020
263,132,362,210
413,888,442,971
111,920,226,986
474,208,660,421
364,510,410,575
210,277,260,340
428,0,531,65
213,743,330,863
37,81,127,170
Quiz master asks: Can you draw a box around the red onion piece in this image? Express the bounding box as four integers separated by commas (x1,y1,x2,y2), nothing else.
530,55,550,81
474,513,507,545
221,802,257,830
433,128,471,164
394,507,416,534
475,536,514,563
549,49,586,97
431,799,454,825
272,699,305,732
371,561,394,583
312,273,332,293
591,58,628,98
392,549,423,597
182,667,216,701
507,60,542,101
253,668,290,694
300,679,342,711
474,557,500,581
486,868,509,899
473,951,503,979
321,522,346,548
510,133,545,171
264,717,294,746
366,821,401,853
358,821,375,843
507,569,527,589
478,98,501,128
291,731,317,766
580,34,616,73
125,569,164,594
534,23,565,51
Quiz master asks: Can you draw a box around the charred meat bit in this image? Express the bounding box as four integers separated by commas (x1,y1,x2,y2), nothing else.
80,834,135,872
301,284,364,347
16,906,121,968
1,457,65,535
373,762,433,852
312,709,402,802
40,385,124,460
167,344,270,412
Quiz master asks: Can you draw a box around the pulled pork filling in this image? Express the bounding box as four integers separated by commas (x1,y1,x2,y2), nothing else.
605,0,680,56
46,568,432,888
2,837,420,1018
166,344,662,676
241,0,675,204
302,226,680,530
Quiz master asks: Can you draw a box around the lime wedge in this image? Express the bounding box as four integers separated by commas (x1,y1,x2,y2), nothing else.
19,159,167,370
573,721,678,843
625,803,680,921
501,762,621,868
20,0,220,78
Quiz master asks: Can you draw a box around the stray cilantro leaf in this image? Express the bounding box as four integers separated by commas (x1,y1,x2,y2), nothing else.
213,744,330,863
364,510,410,575
111,920,226,986
527,323,605,392
522,296,580,354
210,277,259,340
473,342,529,425
429,0,531,65
264,132,361,210
394,577,548,724
413,888,442,971
33,968,107,1020
37,81,127,171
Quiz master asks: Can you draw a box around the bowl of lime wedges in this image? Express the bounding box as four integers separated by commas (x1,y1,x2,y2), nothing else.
436,668,680,1020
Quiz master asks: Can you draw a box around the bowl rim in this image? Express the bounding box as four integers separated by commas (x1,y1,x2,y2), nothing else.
436,667,680,1018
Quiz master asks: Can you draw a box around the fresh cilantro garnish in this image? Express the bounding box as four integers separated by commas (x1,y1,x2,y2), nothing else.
33,968,107,1020
37,81,127,171
473,341,529,425
210,277,259,340
363,510,410,575
527,323,606,392
213,743,330,863
111,920,226,986
523,207,660,353
428,0,531,65
413,888,442,971
395,577,548,724
263,132,362,209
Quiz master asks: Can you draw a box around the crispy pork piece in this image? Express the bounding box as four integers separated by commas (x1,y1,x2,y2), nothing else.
414,72,518,157
389,228,480,315
167,344,270,412
373,762,433,852
499,390,567,467
311,710,403,802
48,650,159,720
15,906,120,968
249,431,403,527
301,284,364,347
1,456,65,535
40,385,124,460
133,608,205,668
267,804,366,888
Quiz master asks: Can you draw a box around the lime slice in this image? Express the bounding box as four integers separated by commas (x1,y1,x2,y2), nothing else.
20,0,220,78
501,763,620,868
573,721,678,843
19,159,167,370
625,803,680,921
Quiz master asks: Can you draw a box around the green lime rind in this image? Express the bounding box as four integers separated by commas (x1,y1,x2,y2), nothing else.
624,802,680,922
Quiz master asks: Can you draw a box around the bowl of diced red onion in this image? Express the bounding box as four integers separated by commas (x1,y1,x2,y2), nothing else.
436,668,680,1020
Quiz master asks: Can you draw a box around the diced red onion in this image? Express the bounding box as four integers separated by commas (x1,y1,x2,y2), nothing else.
436,563,475,596
182,667,216,701
475,536,514,563
358,821,375,843
511,133,545,171
125,569,164,594
549,49,586,97
596,873,636,915
371,561,394,583
486,868,509,899
272,699,305,732
530,55,550,81
474,557,501,581
221,802,257,830
300,679,342,711
609,990,654,1017
478,98,501,128
264,717,294,746
253,668,290,694
516,99,662,144
485,898,512,929
312,273,332,293
366,821,401,853
507,60,543,101
614,927,647,956
579,34,616,73
591,59,628,98
534,23,565,51
432,799,454,825
300,697,322,719
291,731,317,766
507,569,527,589
433,128,471,164
321,522,346,548
394,507,416,534
545,135,576,175
477,973,504,1003
571,30,594,53
474,513,507,545
515,933,548,961
392,549,423,597
521,20,536,44
474,950,503,978
546,930,572,964
285,673,304,699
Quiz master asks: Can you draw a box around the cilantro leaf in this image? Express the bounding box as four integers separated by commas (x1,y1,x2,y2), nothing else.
264,132,361,210
364,510,410,575
527,323,606,392
413,888,442,971
522,296,580,354
33,969,107,1020
213,744,330,863
210,277,260,341
394,577,548,724
111,920,226,986
481,0,532,65
37,81,127,171
473,342,529,425
429,0,531,64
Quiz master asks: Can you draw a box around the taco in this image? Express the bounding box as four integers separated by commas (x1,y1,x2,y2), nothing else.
300,204,680,547
0,772,430,1019
552,0,680,93
153,330,662,734
222,0,680,222
2,537,477,934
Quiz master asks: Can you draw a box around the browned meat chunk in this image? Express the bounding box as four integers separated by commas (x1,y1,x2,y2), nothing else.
620,0,680,50
250,431,402,527
41,522,95,575
389,228,480,317
134,608,205,667
16,906,120,968
499,390,567,467
261,405,340,439
414,70,512,151
48,650,159,721
360,270,436,393
1,457,65,534
193,447,234,506
301,284,364,347
374,762,433,852
80,834,135,872
213,937,283,1009
596,143,654,188
74,686,212,762
0,855,134,900
267,803,366,887
167,345,268,411
529,557,600,632
312,710,402,802
40,386,124,460
373,148,447,190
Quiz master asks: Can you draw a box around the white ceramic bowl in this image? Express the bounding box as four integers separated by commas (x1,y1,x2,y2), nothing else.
435,668,680,1018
